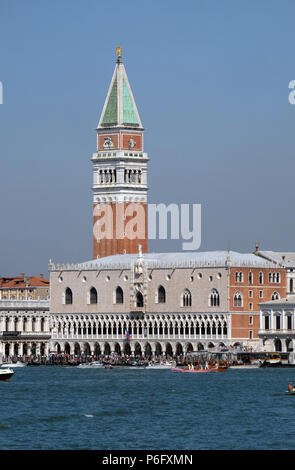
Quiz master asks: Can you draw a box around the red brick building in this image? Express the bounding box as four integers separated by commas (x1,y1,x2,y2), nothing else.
229,266,287,344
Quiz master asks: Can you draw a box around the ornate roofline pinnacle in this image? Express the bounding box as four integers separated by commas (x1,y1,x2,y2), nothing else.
116,46,123,63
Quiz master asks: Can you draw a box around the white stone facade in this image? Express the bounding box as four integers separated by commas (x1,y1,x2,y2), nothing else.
259,296,295,353
0,299,50,359
48,250,276,356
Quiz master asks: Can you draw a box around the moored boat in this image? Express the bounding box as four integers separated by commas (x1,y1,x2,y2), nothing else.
147,362,173,369
1,362,26,368
77,362,104,368
0,368,14,381
229,364,260,370
171,365,220,373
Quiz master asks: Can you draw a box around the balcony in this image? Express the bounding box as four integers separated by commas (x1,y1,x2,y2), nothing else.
0,299,49,309
259,329,294,336
1,331,51,340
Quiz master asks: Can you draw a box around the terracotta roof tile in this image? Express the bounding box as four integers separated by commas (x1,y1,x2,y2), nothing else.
0,275,49,288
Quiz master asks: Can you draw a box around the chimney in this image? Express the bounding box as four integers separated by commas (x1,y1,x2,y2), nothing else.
40,274,44,278
255,242,259,253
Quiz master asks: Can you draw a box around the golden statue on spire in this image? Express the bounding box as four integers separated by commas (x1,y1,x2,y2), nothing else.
116,46,122,57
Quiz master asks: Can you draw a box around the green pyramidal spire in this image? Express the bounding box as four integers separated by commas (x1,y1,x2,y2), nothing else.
97,49,143,129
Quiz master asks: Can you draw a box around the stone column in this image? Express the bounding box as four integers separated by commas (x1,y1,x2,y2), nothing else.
27,342,32,356
18,342,23,357
44,343,49,356
27,318,33,333
8,317,14,331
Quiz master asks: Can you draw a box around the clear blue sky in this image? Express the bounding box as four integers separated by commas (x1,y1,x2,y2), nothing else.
0,0,295,276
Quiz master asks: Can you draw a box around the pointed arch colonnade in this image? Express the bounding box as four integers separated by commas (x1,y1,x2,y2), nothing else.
51,312,229,356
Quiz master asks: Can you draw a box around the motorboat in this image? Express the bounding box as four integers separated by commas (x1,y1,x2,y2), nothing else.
286,388,295,395
77,362,104,368
147,362,173,369
171,365,220,373
229,364,260,370
1,362,26,368
0,368,14,381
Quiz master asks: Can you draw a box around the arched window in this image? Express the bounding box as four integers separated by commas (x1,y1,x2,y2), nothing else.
235,272,243,282
290,278,294,293
158,285,166,304
182,289,192,307
271,291,280,300
259,272,263,284
248,271,253,285
264,315,270,330
90,287,98,304
115,286,124,304
234,291,243,307
136,291,144,308
210,288,220,307
65,287,73,305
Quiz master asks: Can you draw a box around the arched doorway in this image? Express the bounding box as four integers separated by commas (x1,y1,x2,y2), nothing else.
64,342,71,355
84,343,91,356
40,343,45,356
155,342,162,357
144,342,152,357
175,343,183,356
94,343,101,356
286,338,293,352
74,343,81,356
275,338,282,352
123,342,131,355
5,343,10,357
114,343,121,355
165,343,173,357
136,291,144,308
197,343,204,351
134,342,142,356
186,343,194,354
104,343,111,355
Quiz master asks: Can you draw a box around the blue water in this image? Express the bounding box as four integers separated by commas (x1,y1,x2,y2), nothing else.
0,366,295,450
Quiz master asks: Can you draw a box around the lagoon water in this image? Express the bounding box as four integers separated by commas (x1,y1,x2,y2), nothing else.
0,366,295,450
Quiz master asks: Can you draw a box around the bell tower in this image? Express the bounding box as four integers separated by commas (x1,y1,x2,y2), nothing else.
92,48,149,259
